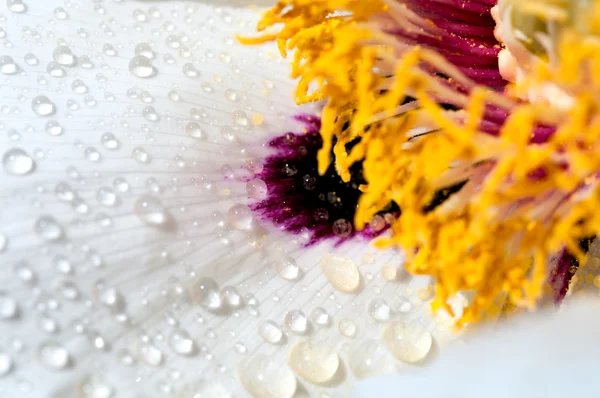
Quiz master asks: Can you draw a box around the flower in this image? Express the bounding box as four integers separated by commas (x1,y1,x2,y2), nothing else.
0,1,465,397
243,0,600,325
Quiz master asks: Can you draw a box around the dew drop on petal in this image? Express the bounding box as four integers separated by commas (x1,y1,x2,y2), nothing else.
6,0,27,13
284,310,308,334
320,254,360,293
182,63,198,78
134,43,154,59
34,216,64,242
338,318,357,338
382,321,432,364
194,277,223,312
275,257,300,281
288,341,339,384
129,55,155,78
78,374,114,398
220,286,242,309
238,355,297,398
169,329,196,356
132,146,151,164
139,343,163,366
393,296,412,314
0,55,18,74
53,7,68,20
227,203,253,230
24,53,38,66
246,179,267,200
46,61,66,77
31,95,56,117
185,121,204,139
0,352,13,376
53,45,76,67
258,321,283,345
101,133,120,150
310,307,330,327
368,299,391,322
0,293,18,319
348,340,389,378
3,148,35,175
37,342,70,369
133,195,167,226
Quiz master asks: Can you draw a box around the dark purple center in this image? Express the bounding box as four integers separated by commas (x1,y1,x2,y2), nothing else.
250,115,395,246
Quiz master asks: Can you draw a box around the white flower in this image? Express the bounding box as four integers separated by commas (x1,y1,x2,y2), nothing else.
0,1,452,397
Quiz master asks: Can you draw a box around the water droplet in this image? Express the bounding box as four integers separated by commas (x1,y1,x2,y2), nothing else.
227,203,253,230
6,0,27,13
338,318,357,338
53,7,68,19
276,257,300,281
182,63,198,78
221,286,242,309
332,219,353,237
24,53,38,66
185,121,204,139
232,110,249,126
142,106,160,121
58,281,80,300
102,43,117,56
133,195,167,226
382,321,432,363
55,182,75,202
0,352,12,376
348,340,389,378
79,55,93,68
239,356,297,398
194,277,223,312
169,329,196,356
47,61,66,77
0,55,18,74
79,374,113,398
71,79,88,94
288,341,339,384
34,216,64,242
39,315,59,334
168,90,180,102
101,133,119,150
85,147,102,162
3,148,35,175
133,9,147,22
246,179,267,200
140,343,163,366
0,293,18,319
31,95,56,116
310,307,330,327
225,89,237,102
97,287,124,312
258,321,283,345
132,146,151,164
234,342,247,354
129,55,155,78
393,296,412,314
113,177,130,193
53,45,76,67
37,342,70,369
284,310,309,334
134,43,154,59
320,254,360,293
368,299,391,322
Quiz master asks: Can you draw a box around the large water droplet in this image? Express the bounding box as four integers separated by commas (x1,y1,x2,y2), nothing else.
368,299,391,322
101,133,120,150
185,121,205,139
47,61,66,77
140,343,163,366
275,257,300,281
96,187,118,207
46,120,63,136
24,53,38,66
393,296,412,314
3,148,35,175
220,286,242,309
169,329,196,356
320,254,360,293
0,352,12,376
0,293,18,319
382,321,432,363
142,106,160,121
31,95,56,117
79,374,114,398
194,277,223,312
182,63,199,78
227,203,253,230
6,0,27,13
310,307,330,327
34,216,64,242
71,79,88,94
53,7,68,20
53,45,76,67
85,147,102,162
338,318,357,338
348,340,389,378
129,55,155,78
258,321,283,345
239,356,297,398
284,310,309,334
0,55,18,74
246,179,268,200
37,342,70,369
288,341,339,384
132,146,151,164
133,195,167,226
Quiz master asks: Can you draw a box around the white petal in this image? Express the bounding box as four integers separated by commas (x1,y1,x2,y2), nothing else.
0,1,455,397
